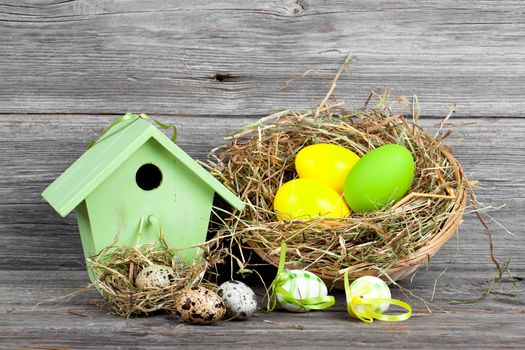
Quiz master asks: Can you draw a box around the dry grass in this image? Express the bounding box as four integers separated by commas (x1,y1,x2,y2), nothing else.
88,238,225,317
206,88,469,288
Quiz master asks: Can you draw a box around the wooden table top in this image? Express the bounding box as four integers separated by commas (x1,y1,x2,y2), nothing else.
1,1,523,349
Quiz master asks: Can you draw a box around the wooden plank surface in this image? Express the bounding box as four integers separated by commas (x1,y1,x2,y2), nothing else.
0,270,522,349
1,0,525,348
0,114,524,349
0,114,524,270
0,0,525,117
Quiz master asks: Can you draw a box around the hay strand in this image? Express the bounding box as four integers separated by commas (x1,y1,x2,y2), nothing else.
88,239,225,317
206,91,469,288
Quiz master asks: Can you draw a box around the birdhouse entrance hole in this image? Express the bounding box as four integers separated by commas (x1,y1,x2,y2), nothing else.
136,163,162,191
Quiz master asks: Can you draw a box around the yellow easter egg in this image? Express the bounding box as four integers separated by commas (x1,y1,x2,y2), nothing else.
273,178,350,221
295,144,360,194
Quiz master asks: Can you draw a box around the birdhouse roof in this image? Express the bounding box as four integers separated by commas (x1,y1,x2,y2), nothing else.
42,117,245,217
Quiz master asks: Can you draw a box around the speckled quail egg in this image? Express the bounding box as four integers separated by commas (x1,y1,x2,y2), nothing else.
135,264,176,290
217,280,258,319
175,286,226,325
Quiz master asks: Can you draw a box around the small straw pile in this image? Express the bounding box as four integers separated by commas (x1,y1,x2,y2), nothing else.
207,88,469,288
88,240,225,317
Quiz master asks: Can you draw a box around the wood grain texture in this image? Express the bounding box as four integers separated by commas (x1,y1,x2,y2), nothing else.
0,114,523,270
1,0,525,116
1,0,525,348
0,271,523,350
1,114,524,349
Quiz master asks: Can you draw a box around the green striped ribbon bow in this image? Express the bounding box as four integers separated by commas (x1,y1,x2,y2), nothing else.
268,241,335,311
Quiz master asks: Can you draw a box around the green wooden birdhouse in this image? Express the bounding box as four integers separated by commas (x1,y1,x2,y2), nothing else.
42,114,244,284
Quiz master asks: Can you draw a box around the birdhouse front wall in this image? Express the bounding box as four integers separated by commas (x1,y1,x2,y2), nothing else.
81,138,215,265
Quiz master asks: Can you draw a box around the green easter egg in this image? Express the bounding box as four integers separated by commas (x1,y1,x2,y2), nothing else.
343,144,414,212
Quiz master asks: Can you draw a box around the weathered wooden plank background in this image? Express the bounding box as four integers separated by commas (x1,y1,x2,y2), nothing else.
1,0,524,349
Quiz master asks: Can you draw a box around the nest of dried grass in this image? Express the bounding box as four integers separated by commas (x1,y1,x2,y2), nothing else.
207,90,469,288
88,239,225,317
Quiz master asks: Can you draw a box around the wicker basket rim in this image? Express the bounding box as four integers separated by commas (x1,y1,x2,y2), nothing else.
244,131,468,287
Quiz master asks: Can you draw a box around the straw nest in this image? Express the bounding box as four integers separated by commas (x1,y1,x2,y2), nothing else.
88,240,225,317
207,93,469,288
